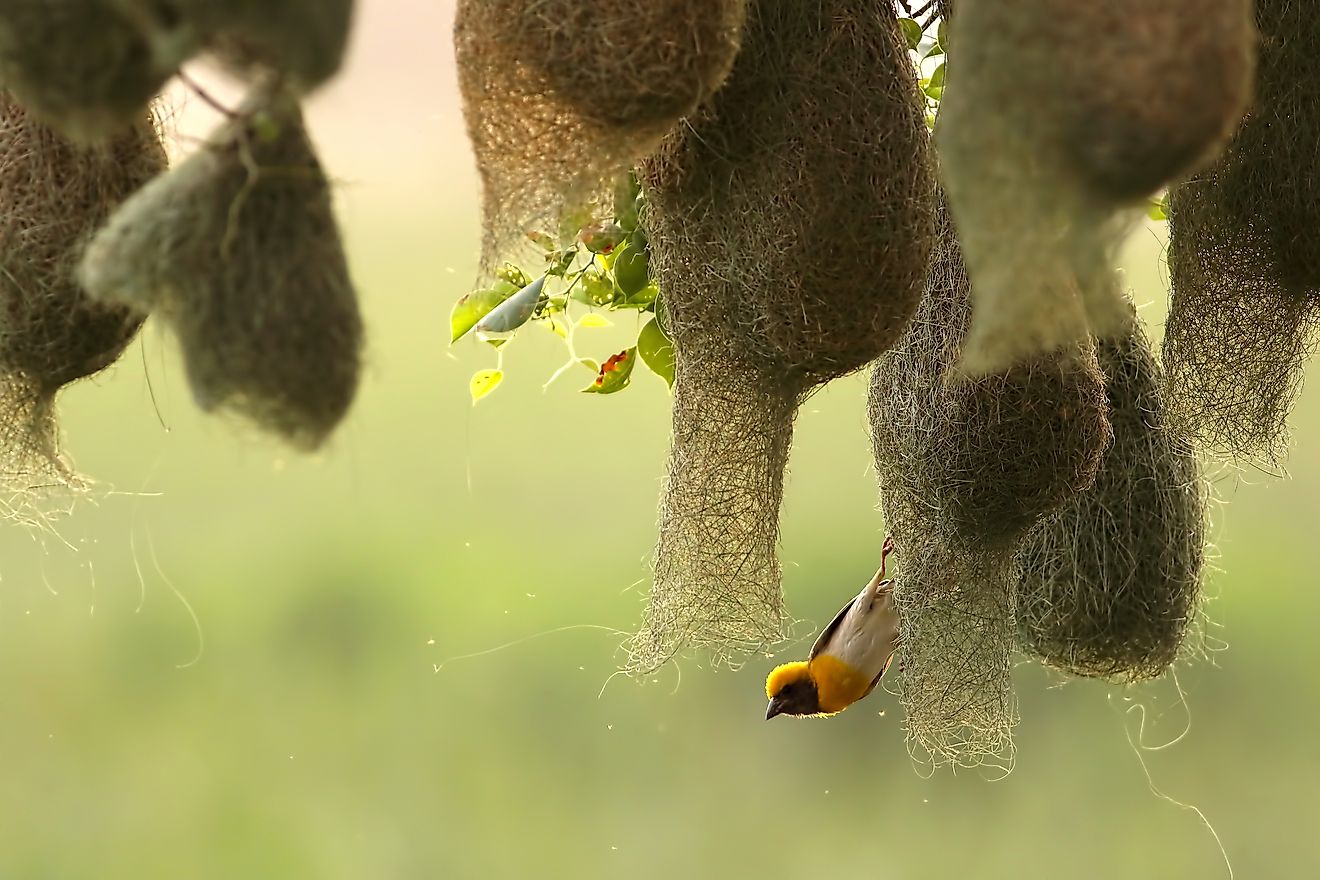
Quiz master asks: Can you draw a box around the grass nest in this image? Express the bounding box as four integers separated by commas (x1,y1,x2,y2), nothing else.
0,2,354,141
869,200,1111,768
454,0,747,273
1017,316,1208,682
626,0,936,673
1164,0,1320,468
79,85,363,450
0,90,165,515
937,0,1254,374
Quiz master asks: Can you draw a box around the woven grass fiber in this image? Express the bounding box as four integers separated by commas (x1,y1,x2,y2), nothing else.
191,0,356,92
454,0,747,272
0,90,165,516
0,1,189,140
79,86,362,450
626,0,935,674
1164,0,1320,469
937,0,1254,375
869,200,1110,768
1017,314,1208,682
0,2,355,142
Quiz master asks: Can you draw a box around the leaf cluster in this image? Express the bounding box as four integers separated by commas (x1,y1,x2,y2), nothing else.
450,173,674,403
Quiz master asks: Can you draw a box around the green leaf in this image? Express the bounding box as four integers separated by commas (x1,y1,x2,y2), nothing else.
653,290,669,332
495,264,531,288
570,269,618,307
924,62,946,100
899,18,922,51
475,276,545,339
579,222,627,254
546,248,578,278
450,287,511,343
623,280,659,308
937,17,950,52
582,348,636,395
613,242,650,298
614,172,642,232
637,317,675,389
558,205,596,247
577,314,612,329
470,369,504,403
1147,196,1168,222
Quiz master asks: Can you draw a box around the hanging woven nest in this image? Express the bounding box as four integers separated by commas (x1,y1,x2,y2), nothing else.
627,0,936,673
0,90,165,514
938,0,1254,375
80,86,363,450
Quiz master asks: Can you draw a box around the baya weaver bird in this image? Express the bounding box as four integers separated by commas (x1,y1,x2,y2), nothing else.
765,536,899,719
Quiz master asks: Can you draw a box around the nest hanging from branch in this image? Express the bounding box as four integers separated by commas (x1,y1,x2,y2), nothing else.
937,0,1254,375
1164,0,1320,469
1017,316,1209,682
627,0,936,673
80,86,363,450
454,0,747,272
869,200,1111,768
0,90,165,517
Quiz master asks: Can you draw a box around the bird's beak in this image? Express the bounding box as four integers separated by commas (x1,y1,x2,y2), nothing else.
766,698,786,720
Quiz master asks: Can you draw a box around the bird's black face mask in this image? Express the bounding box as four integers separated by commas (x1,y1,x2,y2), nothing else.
766,678,821,719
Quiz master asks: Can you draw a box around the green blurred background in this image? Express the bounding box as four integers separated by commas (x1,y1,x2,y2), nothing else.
3,3,1318,877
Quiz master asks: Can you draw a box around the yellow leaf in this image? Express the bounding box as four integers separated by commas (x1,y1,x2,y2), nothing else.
577,314,613,329
470,369,504,404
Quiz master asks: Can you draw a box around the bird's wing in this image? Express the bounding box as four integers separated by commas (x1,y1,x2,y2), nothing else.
860,653,896,699
809,571,891,661
809,597,856,661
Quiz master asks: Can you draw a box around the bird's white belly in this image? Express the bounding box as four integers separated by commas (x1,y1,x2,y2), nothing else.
832,586,900,677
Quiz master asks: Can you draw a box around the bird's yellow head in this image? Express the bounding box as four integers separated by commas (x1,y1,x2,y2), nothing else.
765,661,824,719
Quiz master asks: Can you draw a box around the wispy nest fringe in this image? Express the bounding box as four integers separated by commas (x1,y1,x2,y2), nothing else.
0,91,165,517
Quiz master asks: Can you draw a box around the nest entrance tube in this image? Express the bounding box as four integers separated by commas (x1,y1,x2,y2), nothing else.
868,202,1111,768
629,0,935,673
627,354,798,671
